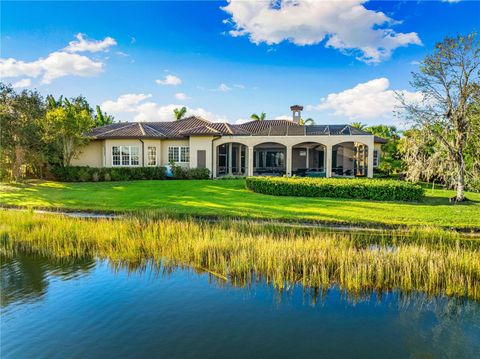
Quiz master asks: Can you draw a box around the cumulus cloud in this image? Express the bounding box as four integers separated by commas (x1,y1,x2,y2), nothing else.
217,83,231,92
221,0,422,63
0,51,104,84
308,78,422,120
11,78,32,89
0,33,114,84
64,33,117,53
101,93,227,122
174,92,189,100
155,74,182,85
101,93,152,113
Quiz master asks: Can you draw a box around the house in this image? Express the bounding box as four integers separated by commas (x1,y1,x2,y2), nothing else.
73,106,386,178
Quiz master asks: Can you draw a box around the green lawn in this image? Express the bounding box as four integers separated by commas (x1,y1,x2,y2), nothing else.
1,179,479,229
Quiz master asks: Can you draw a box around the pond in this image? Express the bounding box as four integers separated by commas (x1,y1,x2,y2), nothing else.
1,253,479,359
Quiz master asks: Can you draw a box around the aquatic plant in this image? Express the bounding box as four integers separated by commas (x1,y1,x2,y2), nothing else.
1,211,479,300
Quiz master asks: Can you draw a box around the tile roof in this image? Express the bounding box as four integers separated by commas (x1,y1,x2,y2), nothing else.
87,118,374,139
374,136,388,144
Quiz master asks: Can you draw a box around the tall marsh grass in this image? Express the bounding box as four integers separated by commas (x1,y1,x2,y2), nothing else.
1,211,479,300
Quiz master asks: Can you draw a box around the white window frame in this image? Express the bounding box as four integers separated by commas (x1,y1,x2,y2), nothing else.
373,150,379,167
147,146,157,166
112,146,140,167
168,146,189,163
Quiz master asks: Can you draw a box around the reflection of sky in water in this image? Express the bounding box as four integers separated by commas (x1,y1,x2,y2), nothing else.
1,254,479,359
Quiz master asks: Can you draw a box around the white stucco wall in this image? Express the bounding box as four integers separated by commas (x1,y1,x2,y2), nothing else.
71,140,104,167
189,136,215,173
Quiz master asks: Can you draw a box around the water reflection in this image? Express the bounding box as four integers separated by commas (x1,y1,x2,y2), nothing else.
1,253,479,359
1,253,95,307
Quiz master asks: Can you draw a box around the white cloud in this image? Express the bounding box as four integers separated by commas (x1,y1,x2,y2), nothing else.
274,115,291,120
174,92,189,100
101,93,152,113
308,77,422,120
64,33,116,53
12,78,31,88
221,0,422,63
233,83,245,89
235,118,250,124
0,51,104,84
0,33,114,84
101,93,227,122
218,83,231,92
155,74,182,86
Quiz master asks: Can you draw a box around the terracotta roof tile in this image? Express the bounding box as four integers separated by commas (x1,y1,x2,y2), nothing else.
87,118,374,139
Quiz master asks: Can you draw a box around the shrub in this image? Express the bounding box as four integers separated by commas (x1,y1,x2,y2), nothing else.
184,168,210,180
169,162,210,180
51,165,210,182
52,166,167,182
245,176,424,201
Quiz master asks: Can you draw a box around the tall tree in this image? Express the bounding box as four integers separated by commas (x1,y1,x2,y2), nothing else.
43,96,95,166
0,83,45,180
95,105,115,126
365,125,403,175
397,33,480,201
173,106,187,120
250,112,266,121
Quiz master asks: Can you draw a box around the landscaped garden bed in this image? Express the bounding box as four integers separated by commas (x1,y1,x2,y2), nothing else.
246,177,425,201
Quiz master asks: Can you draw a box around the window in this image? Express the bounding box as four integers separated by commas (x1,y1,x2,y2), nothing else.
147,146,157,166
131,146,139,166
168,146,189,163
373,150,379,167
112,146,140,166
112,146,121,166
181,146,189,162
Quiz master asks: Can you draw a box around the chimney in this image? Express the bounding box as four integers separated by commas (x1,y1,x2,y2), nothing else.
290,105,303,123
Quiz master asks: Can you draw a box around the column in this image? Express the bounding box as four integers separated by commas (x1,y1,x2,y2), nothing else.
228,143,233,175
237,145,242,174
286,145,292,177
367,144,374,178
325,144,332,178
212,144,217,178
305,147,309,169
247,146,254,177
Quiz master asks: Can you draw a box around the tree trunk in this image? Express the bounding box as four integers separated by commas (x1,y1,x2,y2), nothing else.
12,145,24,181
455,155,466,202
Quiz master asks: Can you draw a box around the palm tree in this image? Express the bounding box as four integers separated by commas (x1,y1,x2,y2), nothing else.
173,106,187,121
250,112,266,121
95,105,114,126
299,118,315,125
350,122,367,130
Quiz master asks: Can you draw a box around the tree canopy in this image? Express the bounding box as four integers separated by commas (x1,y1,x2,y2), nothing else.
397,32,480,200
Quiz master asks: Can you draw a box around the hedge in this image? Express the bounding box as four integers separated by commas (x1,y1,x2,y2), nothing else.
51,166,210,182
245,176,424,201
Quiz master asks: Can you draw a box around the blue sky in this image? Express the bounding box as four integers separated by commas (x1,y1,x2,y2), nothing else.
1,0,479,126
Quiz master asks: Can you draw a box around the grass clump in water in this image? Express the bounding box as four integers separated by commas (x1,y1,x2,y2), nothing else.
1,211,479,300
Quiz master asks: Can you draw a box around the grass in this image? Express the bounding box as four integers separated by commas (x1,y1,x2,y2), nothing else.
1,179,479,229
1,211,479,300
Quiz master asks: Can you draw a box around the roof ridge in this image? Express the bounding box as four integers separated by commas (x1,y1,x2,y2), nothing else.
97,122,136,136
203,124,221,133
179,116,212,124
224,123,233,135
142,123,166,136
138,123,146,136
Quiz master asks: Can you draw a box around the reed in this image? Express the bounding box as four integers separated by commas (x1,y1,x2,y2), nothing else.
1,211,479,300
